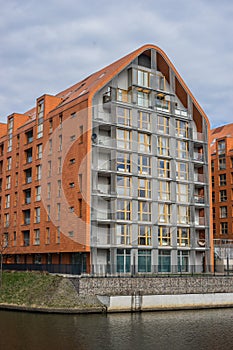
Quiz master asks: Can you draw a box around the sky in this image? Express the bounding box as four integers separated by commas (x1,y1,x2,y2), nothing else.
0,0,232,128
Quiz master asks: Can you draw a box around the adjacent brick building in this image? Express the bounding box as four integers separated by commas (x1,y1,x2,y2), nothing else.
0,44,213,274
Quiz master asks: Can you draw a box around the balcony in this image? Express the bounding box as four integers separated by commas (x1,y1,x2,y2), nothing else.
155,99,170,112
194,195,205,205
195,217,205,226
193,132,204,143
193,152,204,162
194,173,205,183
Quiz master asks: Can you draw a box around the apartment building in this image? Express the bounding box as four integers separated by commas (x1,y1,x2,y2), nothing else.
211,124,233,241
0,44,212,274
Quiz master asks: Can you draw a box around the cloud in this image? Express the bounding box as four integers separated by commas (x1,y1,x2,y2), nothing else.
0,0,232,127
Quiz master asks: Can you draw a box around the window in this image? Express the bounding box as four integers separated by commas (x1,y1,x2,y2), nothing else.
158,116,169,134
220,222,228,235
117,107,131,126
34,207,41,223
25,168,32,184
158,226,171,246
158,159,170,178
213,223,216,236
117,129,131,149
212,176,215,187
57,180,62,197
177,227,190,246
176,140,188,159
26,130,33,144
46,228,50,244
70,158,75,164
138,201,151,222
57,203,61,220
47,205,51,221
177,205,190,224
176,120,188,138
176,162,188,180
138,155,151,175
4,213,9,228
69,207,74,213
137,69,149,87
47,183,51,199
59,113,63,128
117,200,131,220
211,160,214,172
36,165,42,180
49,118,53,133
23,209,31,225
6,175,11,189
58,157,62,174
48,161,52,177
212,191,215,203
178,251,189,272
116,224,131,245
24,189,31,204
78,174,82,192
117,176,131,196
219,157,226,170
117,89,129,103
219,174,226,186
138,111,150,130
138,250,151,272
138,178,151,198
35,186,41,201
220,206,227,219
68,231,74,237
158,136,169,156
218,140,226,154
37,144,42,159
70,135,76,142
138,133,151,153
220,190,227,202
34,229,40,245
5,194,10,208
13,231,16,246
117,152,131,173
213,207,216,219
69,182,75,188
176,183,189,202
59,135,62,151
49,139,53,154
7,157,12,170
158,204,170,223
158,181,170,201
37,100,44,138
25,148,32,163
22,230,30,246
117,249,130,273
158,250,171,272
137,91,149,107
138,225,151,246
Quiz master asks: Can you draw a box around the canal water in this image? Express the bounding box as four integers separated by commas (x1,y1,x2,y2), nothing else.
0,308,232,350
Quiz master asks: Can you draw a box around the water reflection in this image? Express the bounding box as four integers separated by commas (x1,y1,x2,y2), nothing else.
0,308,232,350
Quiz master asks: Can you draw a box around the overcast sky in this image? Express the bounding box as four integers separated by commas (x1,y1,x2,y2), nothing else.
0,0,232,128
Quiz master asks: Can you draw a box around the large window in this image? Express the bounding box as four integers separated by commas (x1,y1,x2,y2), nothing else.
138,133,151,153
176,162,188,180
117,129,131,150
220,206,227,218
177,227,190,247
220,190,227,202
176,140,188,159
218,157,226,170
34,229,40,245
158,226,171,246
138,250,151,272
117,249,131,273
138,201,151,222
37,100,44,138
138,178,151,198
138,155,151,175
34,207,41,224
178,251,189,272
158,250,171,272
158,136,169,156
158,159,170,178
176,184,189,202
116,224,131,245
137,91,149,107
176,120,188,138
158,181,170,201
117,200,131,221
117,107,131,127
117,176,131,196
117,152,131,173
177,205,190,224
138,111,150,130
138,225,151,246
137,70,150,87
158,204,171,223
158,116,169,134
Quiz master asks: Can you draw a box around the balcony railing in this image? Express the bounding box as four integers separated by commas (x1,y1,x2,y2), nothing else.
193,153,204,162
193,132,204,142
194,195,205,204
155,100,170,112
195,217,205,226
194,173,205,183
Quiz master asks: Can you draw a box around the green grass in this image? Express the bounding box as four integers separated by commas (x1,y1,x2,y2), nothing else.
0,271,103,310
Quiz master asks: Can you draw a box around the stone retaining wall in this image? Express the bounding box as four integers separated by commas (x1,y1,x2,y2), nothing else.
70,276,233,296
